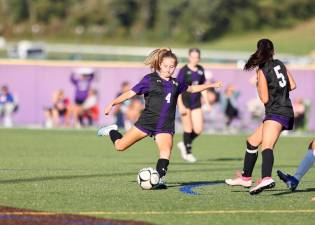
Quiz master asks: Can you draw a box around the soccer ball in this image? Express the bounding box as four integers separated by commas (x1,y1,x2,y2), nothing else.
137,167,160,190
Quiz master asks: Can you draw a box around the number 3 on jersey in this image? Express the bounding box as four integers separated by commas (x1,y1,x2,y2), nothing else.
274,65,287,88
165,93,171,103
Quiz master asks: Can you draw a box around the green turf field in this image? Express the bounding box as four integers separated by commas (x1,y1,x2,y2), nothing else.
0,129,315,225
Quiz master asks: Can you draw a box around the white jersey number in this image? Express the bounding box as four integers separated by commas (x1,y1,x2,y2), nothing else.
273,65,287,88
165,93,171,103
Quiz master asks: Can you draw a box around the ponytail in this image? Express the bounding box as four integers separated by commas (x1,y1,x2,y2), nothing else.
244,39,274,71
144,48,178,71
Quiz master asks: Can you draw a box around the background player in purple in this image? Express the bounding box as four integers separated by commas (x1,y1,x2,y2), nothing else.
225,39,297,195
176,48,211,163
70,68,94,128
97,48,222,188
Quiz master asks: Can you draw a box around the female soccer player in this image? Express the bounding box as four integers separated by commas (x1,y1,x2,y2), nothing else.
277,139,314,192
176,48,211,162
97,48,222,188
225,39,297,195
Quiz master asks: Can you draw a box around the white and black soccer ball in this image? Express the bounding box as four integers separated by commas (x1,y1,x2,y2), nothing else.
137,167,160,190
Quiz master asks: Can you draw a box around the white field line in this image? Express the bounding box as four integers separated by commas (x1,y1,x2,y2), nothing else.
1,209,315,216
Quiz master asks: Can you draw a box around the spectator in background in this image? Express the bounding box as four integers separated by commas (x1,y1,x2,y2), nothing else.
113,81,131,130
201,87,220,113
246,74,265,130
247,74,264,118
0,85,18,128
79,89,99,126
44,90,71,128
201,87,224,132
207,87,220,105
220,84,240,126
124,96,144,130
293,98,306,130
247,98,265,120
70,68,95,128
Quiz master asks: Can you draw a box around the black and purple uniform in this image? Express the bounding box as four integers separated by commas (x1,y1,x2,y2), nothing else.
177,65,205,109
71,74,94,105
131,72,188,136
261,59,294,130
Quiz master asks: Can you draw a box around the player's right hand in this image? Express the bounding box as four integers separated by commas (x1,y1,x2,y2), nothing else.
179,108,188,116
178,101,188,116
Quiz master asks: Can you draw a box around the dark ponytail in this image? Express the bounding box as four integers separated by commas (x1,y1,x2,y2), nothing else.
244,39,274,71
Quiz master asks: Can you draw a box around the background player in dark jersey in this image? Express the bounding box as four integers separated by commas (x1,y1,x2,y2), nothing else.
97,48,222,188
176,48,211,163
277,139,315,194
225,39,297,195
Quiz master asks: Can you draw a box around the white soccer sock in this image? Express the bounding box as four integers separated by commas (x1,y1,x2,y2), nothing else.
294,150,315,181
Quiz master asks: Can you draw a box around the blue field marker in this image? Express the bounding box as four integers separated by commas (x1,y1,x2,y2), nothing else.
179,181,224,195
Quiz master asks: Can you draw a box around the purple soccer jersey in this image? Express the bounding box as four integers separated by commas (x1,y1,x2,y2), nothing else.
70,73,94,103
177,65,206,109
132,72,187,135
131,75,151,95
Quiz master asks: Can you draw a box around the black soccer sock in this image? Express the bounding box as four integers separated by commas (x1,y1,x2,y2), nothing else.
183,132,192,154
242,141,259,177
156,158,169,178
109,130,123,144
190,131,199,142
261,148,274,178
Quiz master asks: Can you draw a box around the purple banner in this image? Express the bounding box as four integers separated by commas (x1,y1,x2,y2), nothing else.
0,61,314,130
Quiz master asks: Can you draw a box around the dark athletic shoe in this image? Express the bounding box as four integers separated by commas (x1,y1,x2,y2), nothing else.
277,170,299,191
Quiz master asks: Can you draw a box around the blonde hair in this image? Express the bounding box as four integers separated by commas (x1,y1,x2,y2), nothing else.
144,48,178,71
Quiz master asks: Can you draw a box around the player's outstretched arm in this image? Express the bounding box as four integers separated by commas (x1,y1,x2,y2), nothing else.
104,90,136,115
187,81,223,93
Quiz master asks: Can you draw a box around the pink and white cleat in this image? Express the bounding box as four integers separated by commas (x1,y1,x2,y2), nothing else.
225,171,252,188
249,177,275,195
